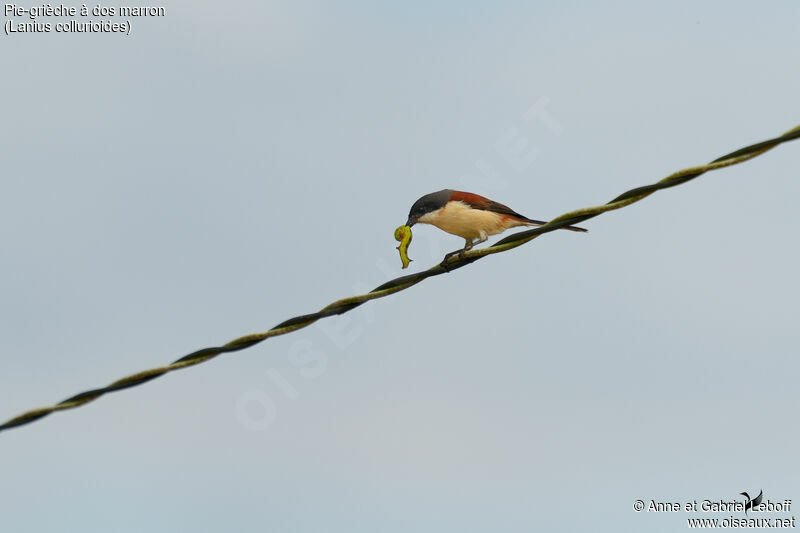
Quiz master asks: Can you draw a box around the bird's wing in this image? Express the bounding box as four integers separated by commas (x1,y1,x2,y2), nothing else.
753,491,763,506
449,190,588,232
449,191,529,220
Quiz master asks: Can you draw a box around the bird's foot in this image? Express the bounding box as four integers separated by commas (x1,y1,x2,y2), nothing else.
439,249,467,270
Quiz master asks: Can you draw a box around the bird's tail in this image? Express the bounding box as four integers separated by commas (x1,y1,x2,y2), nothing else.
523,218,588,233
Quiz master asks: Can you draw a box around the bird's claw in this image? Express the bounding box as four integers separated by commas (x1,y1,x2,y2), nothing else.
440,249,467,271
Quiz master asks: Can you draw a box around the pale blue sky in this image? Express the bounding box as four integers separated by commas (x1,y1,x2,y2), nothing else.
2,2,799,531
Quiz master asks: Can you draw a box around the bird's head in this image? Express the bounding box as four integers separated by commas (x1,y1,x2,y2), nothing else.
406,189,452,227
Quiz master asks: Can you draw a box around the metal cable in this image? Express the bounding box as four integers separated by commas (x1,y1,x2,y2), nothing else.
2,124,798,433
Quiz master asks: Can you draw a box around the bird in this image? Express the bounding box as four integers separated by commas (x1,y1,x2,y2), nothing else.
405,189,587,260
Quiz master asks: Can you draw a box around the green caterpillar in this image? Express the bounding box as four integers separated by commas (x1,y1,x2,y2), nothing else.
394,225,413,269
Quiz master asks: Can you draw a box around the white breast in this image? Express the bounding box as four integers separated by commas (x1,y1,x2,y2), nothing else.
418,201,527,240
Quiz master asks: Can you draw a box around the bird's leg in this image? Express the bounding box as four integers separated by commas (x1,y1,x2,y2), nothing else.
457,232,488,259
458,238,476,259
441,238,474,267
473,231,488,249
441,233,492,267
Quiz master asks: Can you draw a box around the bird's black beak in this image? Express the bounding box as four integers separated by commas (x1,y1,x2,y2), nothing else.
405,216,416,227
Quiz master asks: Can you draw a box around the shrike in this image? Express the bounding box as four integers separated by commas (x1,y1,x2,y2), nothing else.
406,189,586,256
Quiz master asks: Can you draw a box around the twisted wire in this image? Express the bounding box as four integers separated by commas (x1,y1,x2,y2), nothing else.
2,124,799,433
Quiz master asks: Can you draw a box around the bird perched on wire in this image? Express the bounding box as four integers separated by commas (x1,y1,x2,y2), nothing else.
405,189,587,260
